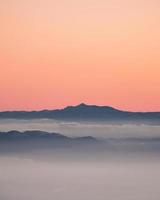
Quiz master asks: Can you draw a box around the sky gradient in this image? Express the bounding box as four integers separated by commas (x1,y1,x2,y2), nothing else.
0,0,160,111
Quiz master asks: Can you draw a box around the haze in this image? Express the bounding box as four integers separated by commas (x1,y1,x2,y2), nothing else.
0,119,160,138
0,119,160,199
1,150,160,200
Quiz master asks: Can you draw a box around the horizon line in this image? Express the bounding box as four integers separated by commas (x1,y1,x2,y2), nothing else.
0,103,160,113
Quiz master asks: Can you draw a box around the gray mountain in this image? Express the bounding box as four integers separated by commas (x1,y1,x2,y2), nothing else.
0,130,98,153
1,130,160,155
0,103,160,124
0,130,97,142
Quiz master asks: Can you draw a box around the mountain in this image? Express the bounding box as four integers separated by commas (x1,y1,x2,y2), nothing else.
1,130,160,155
0,130,68,140
0,130,97,142
0,130,98,153
0,103,160,124
0,130,97,143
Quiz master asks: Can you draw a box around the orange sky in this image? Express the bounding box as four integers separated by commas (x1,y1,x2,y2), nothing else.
0,0,160,111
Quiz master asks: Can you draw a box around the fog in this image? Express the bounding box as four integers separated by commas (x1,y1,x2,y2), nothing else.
0,155,160,200
0,119,160,138
1,119,160,200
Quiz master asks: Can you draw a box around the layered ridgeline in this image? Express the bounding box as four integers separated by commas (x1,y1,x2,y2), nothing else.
0,103,160,124
0,130,160,155
0,130,97,154
0,130,96,142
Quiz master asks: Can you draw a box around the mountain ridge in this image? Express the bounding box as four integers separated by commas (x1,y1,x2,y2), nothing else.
1,130,160,155
0,130,97,141
0,103,160,124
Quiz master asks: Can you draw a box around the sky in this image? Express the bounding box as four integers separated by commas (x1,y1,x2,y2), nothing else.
0,0,160,111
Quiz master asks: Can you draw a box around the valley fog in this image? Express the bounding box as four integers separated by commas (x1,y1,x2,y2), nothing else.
0,155,160,200
0,119,160,138
1,119,160,200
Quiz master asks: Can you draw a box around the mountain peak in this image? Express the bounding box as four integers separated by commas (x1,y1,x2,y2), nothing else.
64,103,89,110
76,103,88,107
63,103,118,113
74,103,116,110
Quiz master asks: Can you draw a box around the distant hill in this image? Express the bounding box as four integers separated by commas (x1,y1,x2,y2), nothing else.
1,130,160,155
0,103,160,124
0,130,98,153
0,130,96,142
0,130,68,140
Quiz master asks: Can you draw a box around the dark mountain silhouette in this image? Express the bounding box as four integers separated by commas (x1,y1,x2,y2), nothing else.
1,130,160,155
0,130,68,140
0,103,160,124
0,130,97,142
0,130,98,153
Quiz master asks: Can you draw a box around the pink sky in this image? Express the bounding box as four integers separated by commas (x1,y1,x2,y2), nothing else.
0,0,160,111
